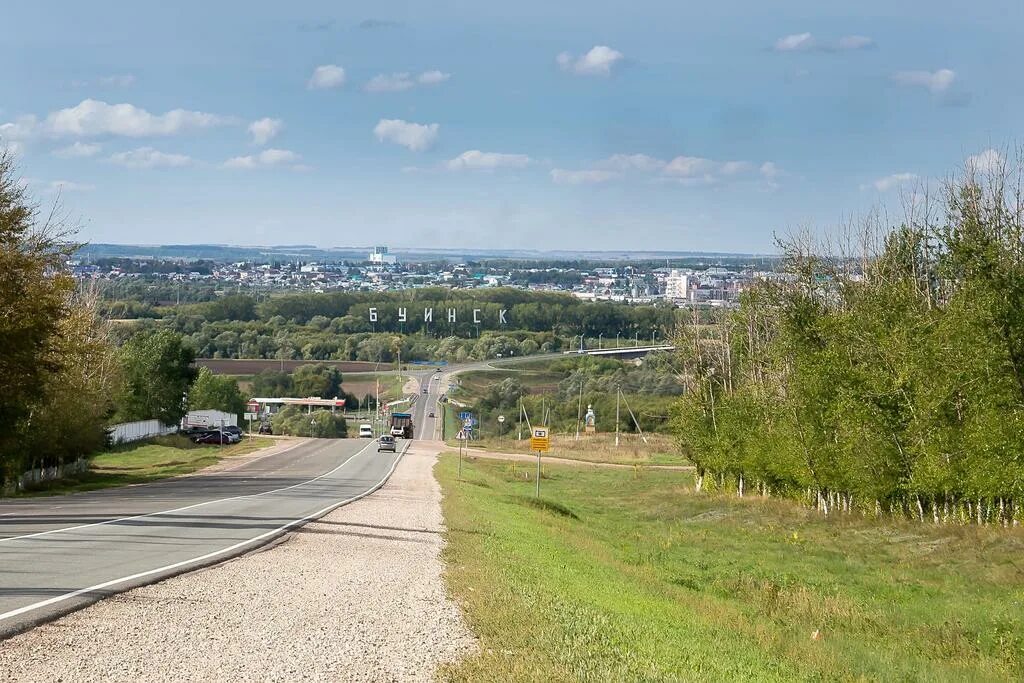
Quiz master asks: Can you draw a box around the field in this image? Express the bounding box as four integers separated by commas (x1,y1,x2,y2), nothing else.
195,358,379,374
437,456,1024,682
16,435,275,496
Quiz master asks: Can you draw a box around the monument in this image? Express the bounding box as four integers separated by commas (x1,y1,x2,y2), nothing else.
584,404,596,434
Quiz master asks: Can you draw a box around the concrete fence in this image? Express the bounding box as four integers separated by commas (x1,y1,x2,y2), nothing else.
4,458,90,495
107,419,178,445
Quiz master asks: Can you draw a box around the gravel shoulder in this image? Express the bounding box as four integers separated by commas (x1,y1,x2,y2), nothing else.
0,442,476,682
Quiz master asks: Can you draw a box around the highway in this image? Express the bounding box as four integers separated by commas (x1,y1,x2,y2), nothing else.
0,374,440,639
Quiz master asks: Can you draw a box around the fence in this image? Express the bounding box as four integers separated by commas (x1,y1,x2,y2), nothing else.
3,458,90,496
107,419,177,445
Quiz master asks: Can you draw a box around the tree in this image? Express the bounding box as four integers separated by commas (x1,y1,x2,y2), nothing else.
0,151,119,484
292,364,343,398
188,367,246,419
117,329,197,424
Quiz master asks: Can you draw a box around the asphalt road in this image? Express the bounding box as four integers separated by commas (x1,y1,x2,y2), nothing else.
0,426,417,638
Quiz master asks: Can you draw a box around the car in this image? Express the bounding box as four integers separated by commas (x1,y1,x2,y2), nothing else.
258,423,273,435
192,430,239,445
428,411,435,418
358,424,373,438
423,388,428,394
377,435,396,453
222,425,244,439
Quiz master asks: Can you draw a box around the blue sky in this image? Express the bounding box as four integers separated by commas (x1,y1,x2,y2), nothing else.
2,1,1022,253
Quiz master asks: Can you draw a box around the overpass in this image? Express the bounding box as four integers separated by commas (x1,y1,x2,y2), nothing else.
563,344,675,359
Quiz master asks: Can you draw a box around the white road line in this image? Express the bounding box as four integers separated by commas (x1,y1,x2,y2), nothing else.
0,439,373,545
0,444,408,625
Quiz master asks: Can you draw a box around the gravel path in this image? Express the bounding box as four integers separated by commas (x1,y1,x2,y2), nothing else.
0,443,476,682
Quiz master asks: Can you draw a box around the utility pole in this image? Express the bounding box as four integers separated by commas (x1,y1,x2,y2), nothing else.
575,380,583,441
615,388,620,448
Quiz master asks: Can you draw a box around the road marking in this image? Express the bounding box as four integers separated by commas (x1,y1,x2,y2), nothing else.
0,443,408,625
0,439,371,545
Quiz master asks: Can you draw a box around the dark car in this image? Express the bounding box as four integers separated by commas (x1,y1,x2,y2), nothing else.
193,430,240,445
258,423,273,435
377,435,396,453
222,425,244,438
428,411,435,418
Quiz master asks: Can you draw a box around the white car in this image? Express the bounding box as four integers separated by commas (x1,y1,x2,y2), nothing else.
358,424,373,438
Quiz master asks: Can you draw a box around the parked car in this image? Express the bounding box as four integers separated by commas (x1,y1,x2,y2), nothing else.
258,423,273,435
377,435,396,453
192,430,238,445
359,424,373,438
221,425,244,439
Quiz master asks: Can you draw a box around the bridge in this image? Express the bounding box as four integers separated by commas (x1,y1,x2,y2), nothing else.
563,344,675,359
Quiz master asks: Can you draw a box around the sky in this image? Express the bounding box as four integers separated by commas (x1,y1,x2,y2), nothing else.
2,1,1023,253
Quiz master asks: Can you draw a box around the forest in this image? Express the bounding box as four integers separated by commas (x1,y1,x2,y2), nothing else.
673,155,1024,524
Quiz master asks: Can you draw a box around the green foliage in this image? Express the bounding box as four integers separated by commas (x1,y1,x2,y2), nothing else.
673,165,1024,521
188,367,246,419
0,151,119,484
291,363,344,398
271,406,348,438
117,328,197,425
250,369,293,397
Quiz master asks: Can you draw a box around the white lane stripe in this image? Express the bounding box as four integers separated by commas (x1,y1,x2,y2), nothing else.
0,444,408,625
0,439,370,545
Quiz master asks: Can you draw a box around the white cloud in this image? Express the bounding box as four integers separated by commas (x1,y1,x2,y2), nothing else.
47,179,95,192
773,33,875,52
223,148,303,169
366,73,416,93
373,119,439,152
365,70,451,93
0,116,39,143
774,33,815,52
967,148,1003,174
866,172,918,192
557,45,624,76
663,156,719,178
760,162,781,179
892,69,956,94
44,99,229,138
248,118,283,145
418,70,450,85
446,150,531,170
307,64,346,90
551,168,620,185
53,141,102,158
597,154,666,172
109,146,192,169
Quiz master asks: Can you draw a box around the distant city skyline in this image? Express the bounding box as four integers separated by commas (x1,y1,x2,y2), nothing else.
2,1,1022,252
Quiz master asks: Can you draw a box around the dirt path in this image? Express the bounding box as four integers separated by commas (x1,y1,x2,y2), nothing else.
430,441,694,471
0,442,476,682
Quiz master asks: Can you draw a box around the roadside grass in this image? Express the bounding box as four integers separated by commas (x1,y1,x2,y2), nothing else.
437,455,1024,682
14,435,275,497
448,431,687,466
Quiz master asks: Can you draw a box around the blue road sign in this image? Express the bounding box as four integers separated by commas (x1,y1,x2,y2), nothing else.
459,411,472,421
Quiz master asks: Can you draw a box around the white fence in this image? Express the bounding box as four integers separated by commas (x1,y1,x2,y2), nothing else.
107,419,177,445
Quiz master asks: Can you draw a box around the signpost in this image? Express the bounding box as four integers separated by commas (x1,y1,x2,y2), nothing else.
246,400,260,435
530,426,550,496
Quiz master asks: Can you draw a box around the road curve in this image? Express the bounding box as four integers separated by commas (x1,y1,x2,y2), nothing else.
0,436,404,639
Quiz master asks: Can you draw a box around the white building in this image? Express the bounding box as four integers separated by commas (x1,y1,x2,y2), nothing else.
665,270,690,300
369,246,397,265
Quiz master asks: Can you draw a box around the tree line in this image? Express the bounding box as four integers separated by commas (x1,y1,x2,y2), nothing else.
673,154,1024,525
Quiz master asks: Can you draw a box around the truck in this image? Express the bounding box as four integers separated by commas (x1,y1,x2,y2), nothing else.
390,412,414,439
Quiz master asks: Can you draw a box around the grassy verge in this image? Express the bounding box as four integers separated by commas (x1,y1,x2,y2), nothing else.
437,455,1024,681
447,432,686,466
16,435,275,497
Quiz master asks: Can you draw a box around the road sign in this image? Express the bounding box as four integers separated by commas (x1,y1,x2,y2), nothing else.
458,411,472,421
456,429,467,440
530,426,550,452
498,415,506,423
244,412,258,421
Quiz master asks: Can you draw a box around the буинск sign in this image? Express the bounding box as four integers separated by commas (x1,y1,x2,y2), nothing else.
369,307,509,325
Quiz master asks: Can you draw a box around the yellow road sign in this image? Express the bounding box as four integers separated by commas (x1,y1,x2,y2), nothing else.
530,426,550,452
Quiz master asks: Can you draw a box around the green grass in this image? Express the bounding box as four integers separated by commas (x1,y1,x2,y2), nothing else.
16,435,275,497
437,456,1024,682
452,432,689,466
